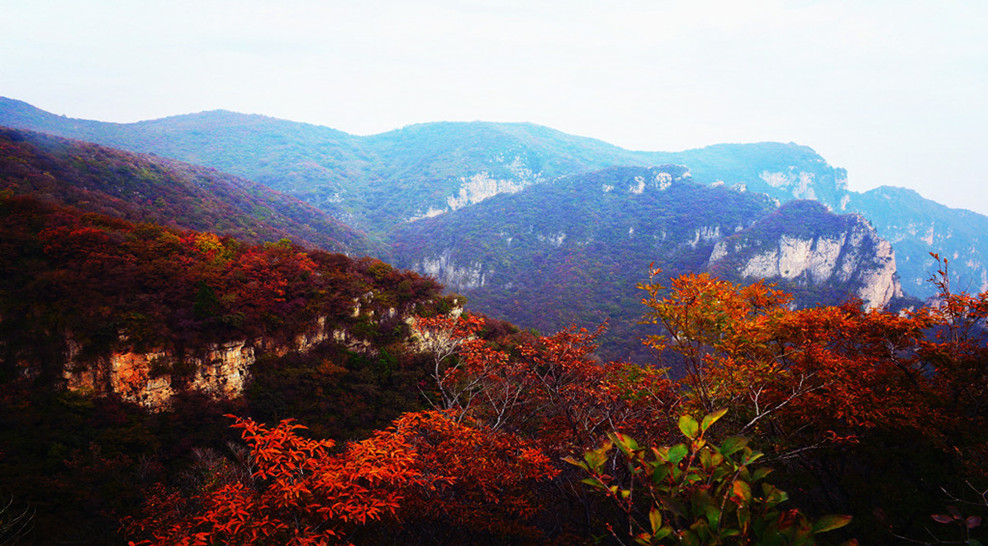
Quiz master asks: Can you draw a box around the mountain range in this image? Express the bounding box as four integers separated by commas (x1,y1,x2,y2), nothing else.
0,125,375,255
6,95,988,545
2,96,985,359
2,96,984,305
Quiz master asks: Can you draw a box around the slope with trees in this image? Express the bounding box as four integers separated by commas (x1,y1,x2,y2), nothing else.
0,126,377,255
390,167,908,362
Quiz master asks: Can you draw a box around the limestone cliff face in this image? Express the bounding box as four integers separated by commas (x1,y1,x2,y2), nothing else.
64,339,255,408
60,296,407,409
708,201,903,309
842,186,988,300
416,251,490,290
408,155,546,221
61,316,337,408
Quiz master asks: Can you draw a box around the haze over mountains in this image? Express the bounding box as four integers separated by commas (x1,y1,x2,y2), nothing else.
0,126,374,254
5,95,988,542
2,95,984,335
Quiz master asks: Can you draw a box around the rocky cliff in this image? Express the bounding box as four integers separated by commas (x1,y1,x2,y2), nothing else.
0,193,449,410
61,322,336,409
708,201,904,309
59,296,426,409
843,186,988,300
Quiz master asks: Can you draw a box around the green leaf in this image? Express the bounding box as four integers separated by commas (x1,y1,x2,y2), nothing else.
738,506,751,534
701,408,728,432
653,446,670,463
580,478,606,490
762,483,789,506
611,432,640,456
668,443,689,465
562,455,585,470
652,463,671,484
653,526,673,540
679,414,700,440
742,450,764,466
650,506,663,532
812,514,852,533
733,480,752,503
705,504,722,529
718,436,749,456
661,496,688,519
752,467,773,482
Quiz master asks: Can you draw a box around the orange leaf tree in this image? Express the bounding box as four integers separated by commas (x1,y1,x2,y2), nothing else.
127,411,559,545
414,316,680,456
638,266,936,454
639,262,988,541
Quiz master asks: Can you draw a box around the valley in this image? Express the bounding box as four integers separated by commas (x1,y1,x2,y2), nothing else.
1,98,987,544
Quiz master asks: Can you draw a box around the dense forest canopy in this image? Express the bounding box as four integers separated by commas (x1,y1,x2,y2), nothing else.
0,107,986,544
1,190,987,544
0,126,377,255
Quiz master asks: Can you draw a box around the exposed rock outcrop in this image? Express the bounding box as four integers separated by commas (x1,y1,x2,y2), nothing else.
65,340,255,408
708,201,903,309
61,316,340,408
60,294,415,409
416,251,490,290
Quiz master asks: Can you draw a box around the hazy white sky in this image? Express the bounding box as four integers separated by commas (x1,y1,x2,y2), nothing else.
2,0,986,214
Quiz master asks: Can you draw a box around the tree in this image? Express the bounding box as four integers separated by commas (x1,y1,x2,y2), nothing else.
126,411,558,545
638,266,935,455
566,410,853,545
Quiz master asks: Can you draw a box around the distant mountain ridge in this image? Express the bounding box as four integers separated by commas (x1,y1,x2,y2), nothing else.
0,97,848,229
390,166,906,362
1,96,982,299
0,126,375,254
846,186,988,297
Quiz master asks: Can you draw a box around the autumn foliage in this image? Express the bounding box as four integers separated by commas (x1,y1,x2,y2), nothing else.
78,256,988,543
125,411,558,545
4,193,988,544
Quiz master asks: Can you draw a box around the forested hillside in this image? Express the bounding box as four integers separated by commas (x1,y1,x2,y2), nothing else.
847,185,988,298
2,96,979,300
390,167,909,362
0,126,376,254
1,98,987,545
0,98,851,232
0,193,458,542
2,192,986,543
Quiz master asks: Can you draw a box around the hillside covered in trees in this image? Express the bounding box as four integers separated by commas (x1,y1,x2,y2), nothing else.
6,96,986,302
1,189,987,544
0,101,987,544
0,126,376,255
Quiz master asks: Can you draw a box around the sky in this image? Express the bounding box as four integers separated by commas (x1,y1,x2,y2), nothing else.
2,0,986,214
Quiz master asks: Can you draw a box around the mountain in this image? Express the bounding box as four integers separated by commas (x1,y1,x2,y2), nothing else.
708,200,904,308
0,194,461,542
389,166,905,362
0,126,376,254
0,193,447,416
3,100,984,546
1,97,978,300
0,98,846,230
844,186,988,298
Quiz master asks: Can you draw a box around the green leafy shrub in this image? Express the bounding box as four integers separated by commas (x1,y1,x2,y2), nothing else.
566,410,853,545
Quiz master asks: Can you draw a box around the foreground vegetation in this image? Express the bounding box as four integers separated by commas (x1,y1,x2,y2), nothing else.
1,193,986,544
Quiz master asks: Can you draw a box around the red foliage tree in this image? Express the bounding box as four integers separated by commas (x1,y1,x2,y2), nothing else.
126,411,558,545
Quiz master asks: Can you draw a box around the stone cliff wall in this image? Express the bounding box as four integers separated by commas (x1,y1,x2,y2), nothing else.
59,294,414,409
708,216,903,309
62,316,337,408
